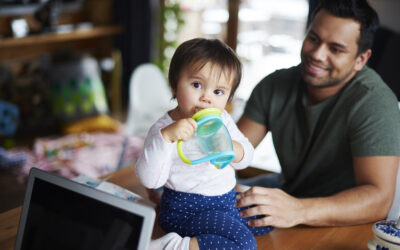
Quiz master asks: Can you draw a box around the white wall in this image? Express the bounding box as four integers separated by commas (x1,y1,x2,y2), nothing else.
370,0,400,33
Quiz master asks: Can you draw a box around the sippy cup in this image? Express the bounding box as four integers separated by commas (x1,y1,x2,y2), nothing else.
177,108,235,169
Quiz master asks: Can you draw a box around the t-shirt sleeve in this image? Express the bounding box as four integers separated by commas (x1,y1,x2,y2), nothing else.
349,90,400,156
243,67,299,128
244,76,271,127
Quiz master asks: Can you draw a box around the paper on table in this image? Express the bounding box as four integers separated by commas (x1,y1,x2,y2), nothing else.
73,174,142,202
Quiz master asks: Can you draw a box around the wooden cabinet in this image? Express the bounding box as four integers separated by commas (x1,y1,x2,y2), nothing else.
0,0,123,119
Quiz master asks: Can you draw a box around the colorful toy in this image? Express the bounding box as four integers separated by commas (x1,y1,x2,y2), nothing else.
0,100,19,137
177,108,235,169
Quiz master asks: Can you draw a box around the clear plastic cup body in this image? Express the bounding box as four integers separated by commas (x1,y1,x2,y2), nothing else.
181,116,234,163
177,108,235,169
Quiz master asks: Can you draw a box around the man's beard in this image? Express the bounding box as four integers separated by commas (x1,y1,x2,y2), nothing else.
300,63,354,89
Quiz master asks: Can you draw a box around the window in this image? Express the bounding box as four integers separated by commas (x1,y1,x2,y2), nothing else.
175,0,309,172
177,0,308,100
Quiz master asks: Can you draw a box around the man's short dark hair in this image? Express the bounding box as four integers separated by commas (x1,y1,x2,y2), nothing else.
309,0,380,55
168,38,242,101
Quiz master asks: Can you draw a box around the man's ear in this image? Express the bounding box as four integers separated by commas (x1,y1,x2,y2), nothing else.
354,49,372,71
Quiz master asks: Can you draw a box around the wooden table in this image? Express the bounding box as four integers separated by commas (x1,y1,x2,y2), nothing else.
0,166,374,250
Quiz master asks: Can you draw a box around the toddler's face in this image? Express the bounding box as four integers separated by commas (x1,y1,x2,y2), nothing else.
173,62,233,119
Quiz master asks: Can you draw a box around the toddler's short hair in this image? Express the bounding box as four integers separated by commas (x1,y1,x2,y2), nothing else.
169,38,242,101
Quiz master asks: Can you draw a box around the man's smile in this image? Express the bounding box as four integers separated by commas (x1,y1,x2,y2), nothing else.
303,60,329,77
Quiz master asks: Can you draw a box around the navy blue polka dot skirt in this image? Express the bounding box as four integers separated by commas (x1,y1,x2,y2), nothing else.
158,188,274,250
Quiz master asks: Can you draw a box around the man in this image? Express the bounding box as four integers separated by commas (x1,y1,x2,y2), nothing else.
236,0,400,228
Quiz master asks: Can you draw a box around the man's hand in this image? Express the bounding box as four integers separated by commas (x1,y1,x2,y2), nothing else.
161,118,197,143
236,186,305,228
236,155,399,228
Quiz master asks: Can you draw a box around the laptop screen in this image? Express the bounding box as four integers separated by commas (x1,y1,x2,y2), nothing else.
15,168,155,250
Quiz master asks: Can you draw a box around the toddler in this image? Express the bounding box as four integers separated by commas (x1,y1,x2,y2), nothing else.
136,38,273,250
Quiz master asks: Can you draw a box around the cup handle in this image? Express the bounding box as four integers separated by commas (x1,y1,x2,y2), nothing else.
214,161,228,170
177,139,217,165
177,140,192,164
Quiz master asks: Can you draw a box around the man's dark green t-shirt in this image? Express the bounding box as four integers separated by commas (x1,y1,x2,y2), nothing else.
244,65,400,197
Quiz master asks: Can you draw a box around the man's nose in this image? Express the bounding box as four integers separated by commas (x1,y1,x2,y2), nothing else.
310,44,327,61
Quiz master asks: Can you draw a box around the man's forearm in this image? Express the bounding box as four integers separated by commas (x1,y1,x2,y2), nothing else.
300,184,392,226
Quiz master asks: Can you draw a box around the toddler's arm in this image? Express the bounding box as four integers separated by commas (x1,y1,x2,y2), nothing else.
232,140,245,163
136,123,175,189
136,117,197,189
161,118,197,142
223,111,254,170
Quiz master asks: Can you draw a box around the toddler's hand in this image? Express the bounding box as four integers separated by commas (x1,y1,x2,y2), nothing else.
161,118,197,143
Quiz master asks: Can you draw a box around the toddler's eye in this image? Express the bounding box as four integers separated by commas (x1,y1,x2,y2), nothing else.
214,89,224,95
192,82,201,89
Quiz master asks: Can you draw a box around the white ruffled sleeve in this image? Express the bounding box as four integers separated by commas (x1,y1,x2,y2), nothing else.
136,118,175,189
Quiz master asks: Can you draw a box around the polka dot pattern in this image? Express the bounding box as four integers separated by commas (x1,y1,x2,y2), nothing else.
158,188,274,249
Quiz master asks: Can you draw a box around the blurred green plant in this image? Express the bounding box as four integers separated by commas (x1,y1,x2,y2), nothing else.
154,0,185,75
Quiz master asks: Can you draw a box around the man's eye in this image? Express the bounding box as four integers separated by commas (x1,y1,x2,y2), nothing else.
331,47,343,54
214,89,224,95
192,82,201,88
307,35,318,43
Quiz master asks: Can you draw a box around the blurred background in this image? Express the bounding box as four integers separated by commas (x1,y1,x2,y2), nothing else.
0,0,399,211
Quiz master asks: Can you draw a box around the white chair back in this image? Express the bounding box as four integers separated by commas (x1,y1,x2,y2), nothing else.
116,63,177,169
125,63,177,137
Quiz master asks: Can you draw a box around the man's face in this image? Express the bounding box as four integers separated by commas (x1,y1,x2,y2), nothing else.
300,9,367,89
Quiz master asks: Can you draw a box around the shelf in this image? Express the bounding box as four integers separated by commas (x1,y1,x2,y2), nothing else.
0,26,122,48
0,25,123,63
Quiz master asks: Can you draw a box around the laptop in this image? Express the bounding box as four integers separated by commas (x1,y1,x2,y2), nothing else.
14,167,155,250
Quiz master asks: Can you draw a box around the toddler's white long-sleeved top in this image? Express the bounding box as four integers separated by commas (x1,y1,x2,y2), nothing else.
136,110,254,196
